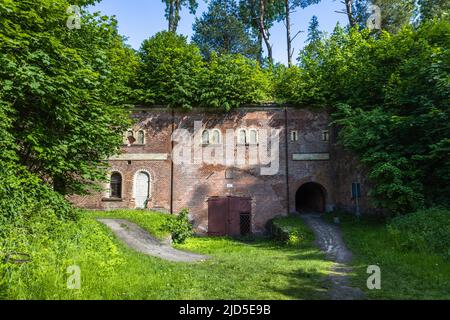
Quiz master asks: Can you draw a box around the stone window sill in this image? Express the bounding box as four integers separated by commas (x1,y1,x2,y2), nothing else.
102,198,123,202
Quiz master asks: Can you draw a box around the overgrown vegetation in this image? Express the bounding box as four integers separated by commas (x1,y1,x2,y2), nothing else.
3,211,332,300
270,216,314,246
162,209,194,244
327,210,450,299
388,208,450,259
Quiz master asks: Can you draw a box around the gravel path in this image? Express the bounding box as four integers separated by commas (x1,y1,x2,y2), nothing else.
301,214,365,300
98,219,208,263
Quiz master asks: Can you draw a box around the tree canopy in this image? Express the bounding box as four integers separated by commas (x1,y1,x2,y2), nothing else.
0,0,137,196
192,0,259,59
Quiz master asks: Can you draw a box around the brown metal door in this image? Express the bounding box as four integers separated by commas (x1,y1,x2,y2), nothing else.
207,197,228,236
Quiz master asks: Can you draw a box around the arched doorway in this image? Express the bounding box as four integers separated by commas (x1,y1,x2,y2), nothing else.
134,171,150,209
295,182,326,213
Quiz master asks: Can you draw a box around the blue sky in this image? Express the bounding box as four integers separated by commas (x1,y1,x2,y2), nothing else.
89,0,349,65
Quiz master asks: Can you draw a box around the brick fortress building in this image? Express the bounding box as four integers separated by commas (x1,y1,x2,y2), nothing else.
70,105,371,236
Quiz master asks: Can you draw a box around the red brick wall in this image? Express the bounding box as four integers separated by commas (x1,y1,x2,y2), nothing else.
70,106,374,234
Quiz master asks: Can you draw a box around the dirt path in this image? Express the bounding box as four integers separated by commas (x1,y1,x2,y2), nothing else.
98,219,208,263
301,214,365,300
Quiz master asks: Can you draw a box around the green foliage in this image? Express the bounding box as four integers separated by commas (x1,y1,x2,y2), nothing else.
416,0,450,21
0,0,136,195
388,208,450,258
199,54,273,111
270,216,314,246
372,0,416,33
333,211,450,299
192,0,259,60
0,0,136,298
135,31,204,109
3,211,332,300
162,209,194,244
1,212,123,299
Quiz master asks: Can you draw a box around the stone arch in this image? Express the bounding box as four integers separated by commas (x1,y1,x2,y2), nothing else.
104,168,125,198
295,182,327,213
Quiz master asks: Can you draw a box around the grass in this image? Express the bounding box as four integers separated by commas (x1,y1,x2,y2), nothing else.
324,212,450,300
86,209,173,240
4,210,334,300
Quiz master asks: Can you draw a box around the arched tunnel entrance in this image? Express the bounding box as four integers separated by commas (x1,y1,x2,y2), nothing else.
295,182,326,213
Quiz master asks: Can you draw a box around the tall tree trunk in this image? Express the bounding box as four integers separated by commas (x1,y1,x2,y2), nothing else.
285,0,293,67
345,0,356,27
257,32,263,64
258,0,273,64
168,1,174,32
173,0,181,33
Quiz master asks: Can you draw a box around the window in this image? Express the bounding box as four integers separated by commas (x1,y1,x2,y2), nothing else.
225,169,233,179
211,130,221,144
291,130,298,141
249,129,258,145
238,129,247,145
137,130,145,145
322,130,329,142
202,130,210,145
110,172,122,198
127,130,135,144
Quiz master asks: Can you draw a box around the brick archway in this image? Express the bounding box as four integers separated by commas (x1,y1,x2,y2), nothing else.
295,182,327,213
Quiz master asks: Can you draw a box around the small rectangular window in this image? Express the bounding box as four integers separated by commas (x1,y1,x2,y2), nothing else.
322,130,329,142
291,131,298,141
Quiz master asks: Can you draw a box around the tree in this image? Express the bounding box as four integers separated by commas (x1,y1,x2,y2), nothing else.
372,0,415,33
199,53,273,111
135,32,204,109
0,0,137,195
306,15,322,43
239,0,284,64
416,0,449,21
192,0,259,59
282,0,321,67
162,0,199,33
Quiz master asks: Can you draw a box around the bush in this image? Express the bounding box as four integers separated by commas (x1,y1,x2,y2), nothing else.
270,216,313,247
388,207,450,259
136,31,204,109
199,53,273,111
163,209,193,244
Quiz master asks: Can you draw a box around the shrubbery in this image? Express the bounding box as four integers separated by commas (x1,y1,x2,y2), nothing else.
162,209,194,244
135,32,273,111
270,216,313,246
388,208,450,259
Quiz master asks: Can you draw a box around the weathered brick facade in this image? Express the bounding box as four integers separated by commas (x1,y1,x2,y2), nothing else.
70,106,370,235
